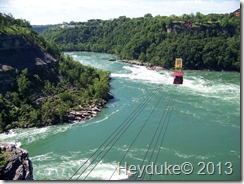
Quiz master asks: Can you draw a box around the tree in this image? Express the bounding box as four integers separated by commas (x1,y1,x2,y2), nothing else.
17,70,31,96
41,12,240,71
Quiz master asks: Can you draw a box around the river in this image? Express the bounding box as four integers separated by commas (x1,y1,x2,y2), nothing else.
0,52,240,180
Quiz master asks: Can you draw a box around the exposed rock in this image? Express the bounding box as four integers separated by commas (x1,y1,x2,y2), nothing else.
66,91,114,122
0,142,33,180
107,91,114,100
108,58,116,61
121,59,149,66
0,35,57,71
67,103,104,122
146,66,165,70
0,35,29,50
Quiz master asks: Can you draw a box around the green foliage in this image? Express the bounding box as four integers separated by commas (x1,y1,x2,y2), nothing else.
42,12,240,71
0,13,31,30
0,55,110,132
0,13,60,58
0,150,8,175
16,69,31,96
32,25,52,33
0,14,111,132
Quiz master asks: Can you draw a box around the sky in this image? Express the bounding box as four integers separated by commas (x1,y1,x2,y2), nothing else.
0,0,240,25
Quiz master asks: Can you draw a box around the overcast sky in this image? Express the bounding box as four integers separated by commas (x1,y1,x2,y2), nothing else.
0,0,240,25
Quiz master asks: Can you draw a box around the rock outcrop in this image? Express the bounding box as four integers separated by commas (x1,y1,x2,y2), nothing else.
0,142,33,180
121,59,149,66
146,66,165,70
0,35,57,71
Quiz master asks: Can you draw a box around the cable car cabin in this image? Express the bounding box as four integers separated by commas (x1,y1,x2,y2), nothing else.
173,72,184,84
173,58,184,84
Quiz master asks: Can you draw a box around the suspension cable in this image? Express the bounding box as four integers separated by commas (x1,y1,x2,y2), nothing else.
74,86,162,180
148,86,178,180
108,85,169,180
135,86,177,180
80,92,156,180
69,86,157,179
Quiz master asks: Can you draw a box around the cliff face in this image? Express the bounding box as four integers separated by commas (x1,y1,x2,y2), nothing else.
0,34,58,93
0,142,33,180
0,35,57,71
0,35,30,50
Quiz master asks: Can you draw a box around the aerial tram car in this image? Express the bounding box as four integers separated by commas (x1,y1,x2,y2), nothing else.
173,58,184,84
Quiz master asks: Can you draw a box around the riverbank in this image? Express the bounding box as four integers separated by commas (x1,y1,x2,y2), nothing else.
67,92,113,122
121,59,149,66
0,142,33,180
4,92,113,134
121,59,166,70
120,59,239,72
1,51,240,180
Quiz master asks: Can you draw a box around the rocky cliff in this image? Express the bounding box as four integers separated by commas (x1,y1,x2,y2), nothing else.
0,35,57,71
0,142,33,180
0,34,58,93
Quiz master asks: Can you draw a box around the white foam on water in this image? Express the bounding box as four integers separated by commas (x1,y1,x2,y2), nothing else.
116,146,149,154
126,152,145,162
229,150,240,158
67,52,239,104
180,110,201,120
68,52,240,105
31,151,129,180
71,121,86,126
52,124,73,135
114,146,150,162
174,151,211,160
111,64,239,103
31,151,89,180
111,65,172,85
81,161,129,180
82,116,108,127
182,75,240,103
31,152,56,162
0,127,49,144
174,150,211,160
0,123,76,145
82,108,120,128
3,141,22,148
172,148,239,161
174,152,196,159
160,147,212,160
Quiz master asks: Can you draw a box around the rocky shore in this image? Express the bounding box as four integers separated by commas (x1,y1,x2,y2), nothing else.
146,66,165,70
121,59,165,70
67,102,105,122
0,142,33,180
67,92,114,122
121,59,150,66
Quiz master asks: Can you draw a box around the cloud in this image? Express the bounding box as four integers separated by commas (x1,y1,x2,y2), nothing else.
0,0,240,25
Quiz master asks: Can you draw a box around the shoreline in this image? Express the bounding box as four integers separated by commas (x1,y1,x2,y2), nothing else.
121,59,166,71
67,51,239,73
67,101,106,122
121,59,150,67
63,91,113,123
4,92,114,134
119,58,239,73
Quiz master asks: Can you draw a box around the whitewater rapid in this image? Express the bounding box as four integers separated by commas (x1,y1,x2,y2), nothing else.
0,52,240,180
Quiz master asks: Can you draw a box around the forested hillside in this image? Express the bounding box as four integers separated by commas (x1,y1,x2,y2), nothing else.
42,12,240,71
0,14,111,132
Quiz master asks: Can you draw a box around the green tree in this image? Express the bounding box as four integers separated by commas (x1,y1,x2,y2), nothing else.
17,69,31,96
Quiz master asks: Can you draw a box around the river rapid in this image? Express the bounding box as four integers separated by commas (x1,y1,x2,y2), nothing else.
0,52,240,180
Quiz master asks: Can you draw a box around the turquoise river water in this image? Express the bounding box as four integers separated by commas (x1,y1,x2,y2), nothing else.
0,52,240,180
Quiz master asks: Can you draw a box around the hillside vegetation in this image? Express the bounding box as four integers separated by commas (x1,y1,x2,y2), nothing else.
42,12,240,71
0,14,111,132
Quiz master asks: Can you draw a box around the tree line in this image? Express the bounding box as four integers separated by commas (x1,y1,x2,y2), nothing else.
0,14,111,132
42,12,240,71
